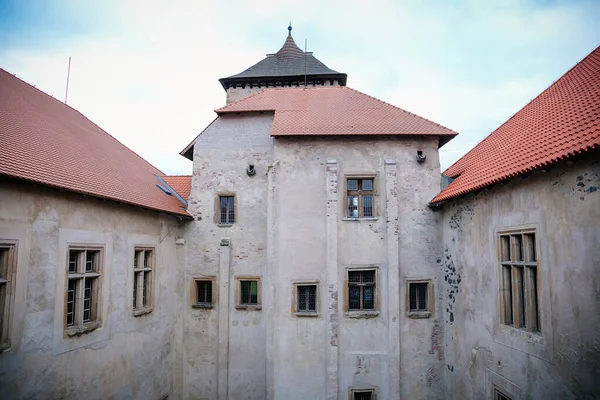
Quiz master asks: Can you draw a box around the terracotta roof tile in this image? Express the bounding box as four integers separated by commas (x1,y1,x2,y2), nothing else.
162,175,192,201
215,86,457,142
431,46,600,204
0,69,191,218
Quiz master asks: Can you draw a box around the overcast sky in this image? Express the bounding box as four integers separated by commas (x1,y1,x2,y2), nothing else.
1,0,599,175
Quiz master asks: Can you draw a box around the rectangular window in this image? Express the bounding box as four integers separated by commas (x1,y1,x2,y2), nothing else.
499,230,540,332
350,389,376,400
191,277,216,309
347,178,374,218
0,243,17,349
297,284,317,313
133,248,154,315
196,280,212,305
219,196,235,224
348,270,376,311
241,280,258,305
66,247,102,334
235,277,261,310
493,388,513,400
409,282,428,311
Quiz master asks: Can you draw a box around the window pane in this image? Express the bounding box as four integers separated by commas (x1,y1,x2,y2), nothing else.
85,251,97,272
349,287,360,310
144,251,152,268
298,286,307,310
250,281,258,304
409,283,417,310
347,179,358,191
67,279,77,326
83,279,93,322
241,281,258,305
134,250,142,268
308,285,316,311
362,195,373,217
354,391,373,400
228,197,235,224
143,271,151,307
362,179,373,191
348,271,361,283
363,286,374,309
220,197,227,223
348,196,358,218
362,270,375,283
197,281,212,304
133,272,139,309
69,250,79,273
417,283,427,310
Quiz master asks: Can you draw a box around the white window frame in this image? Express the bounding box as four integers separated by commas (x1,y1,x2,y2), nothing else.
133,247,155,316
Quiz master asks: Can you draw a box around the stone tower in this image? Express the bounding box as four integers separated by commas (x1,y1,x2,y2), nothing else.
219,24,347,104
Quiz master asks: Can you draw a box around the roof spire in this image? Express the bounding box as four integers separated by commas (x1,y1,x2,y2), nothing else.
288,21,292,35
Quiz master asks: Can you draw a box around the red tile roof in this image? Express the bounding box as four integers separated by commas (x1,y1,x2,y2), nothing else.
215,86,457,144
0,69,190,218
431,46,600,204
162,175,192,201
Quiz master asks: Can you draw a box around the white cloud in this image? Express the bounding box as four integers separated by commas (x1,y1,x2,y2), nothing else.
1,0,599,173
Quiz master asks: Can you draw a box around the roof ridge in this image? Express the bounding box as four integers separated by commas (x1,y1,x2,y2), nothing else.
342,86,458,135
0,68,166,176
442,43,600,177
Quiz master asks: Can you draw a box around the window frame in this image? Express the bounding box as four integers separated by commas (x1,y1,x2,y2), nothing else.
406,279,434,319
349,388,377,400
132,247,155,316
64,246,104,337
497,229,540,334
344,267,379,318
235,276,262,310
214,192,237,226
343,173,379,220
291,280,319,317
0,241,18,351
191,276,217,309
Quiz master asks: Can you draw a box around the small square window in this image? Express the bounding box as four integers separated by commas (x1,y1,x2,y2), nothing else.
346,178,375,218
235,277,261,310
191,277,216,309
348,270,376,311
292,282,319,316
406,280,433,318
350,389,376,400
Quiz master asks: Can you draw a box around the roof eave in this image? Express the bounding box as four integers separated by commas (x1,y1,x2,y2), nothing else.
218,72,348,90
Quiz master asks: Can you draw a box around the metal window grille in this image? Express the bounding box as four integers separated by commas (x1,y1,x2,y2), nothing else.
220,196,235,224
133,249,153,311
409,282,428,311
67,248,101,327
240,280,258,305
347,178,374,218
348,270,376,310
0,244,17,347
297,285,317,312
499,231,539,332
196,280,213,305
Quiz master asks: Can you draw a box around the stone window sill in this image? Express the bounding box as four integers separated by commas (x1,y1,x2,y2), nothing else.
133,307,154,317
345,310,379,319
217,223,234,228
341,217,379,222
192,303,214,309
295,312,319,318
235,304,262,311
65,321,100,337
407,311,431,319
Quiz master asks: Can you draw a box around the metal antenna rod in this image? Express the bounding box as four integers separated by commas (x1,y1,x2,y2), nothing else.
304,39,307,87
64,56,71,104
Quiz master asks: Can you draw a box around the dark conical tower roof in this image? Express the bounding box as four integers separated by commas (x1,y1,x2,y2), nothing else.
219,24,347,90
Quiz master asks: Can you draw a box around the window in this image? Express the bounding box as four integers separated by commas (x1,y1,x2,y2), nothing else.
235,277,261,310
66,247,103,334
219,195,235,224
191,277,216,309
347,178,374,218
133,248,154,315
348,270,376,311
493,387,513,400
292,282,319,316
350,389,376,400
407,280,433,318
499,230,540,332
0,243,17,350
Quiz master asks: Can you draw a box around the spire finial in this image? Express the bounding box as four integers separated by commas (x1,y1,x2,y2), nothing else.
288,21,292,34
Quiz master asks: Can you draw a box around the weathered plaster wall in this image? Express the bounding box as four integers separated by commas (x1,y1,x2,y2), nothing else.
0,179,184,400
441,154,600,399
185,109,445,400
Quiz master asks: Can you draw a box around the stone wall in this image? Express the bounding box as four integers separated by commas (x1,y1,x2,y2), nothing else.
225,80,339,104
441,153,600,399
0,179,185,400
184,108,445,400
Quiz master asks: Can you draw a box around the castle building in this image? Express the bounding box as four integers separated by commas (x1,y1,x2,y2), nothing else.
0,26,598,400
